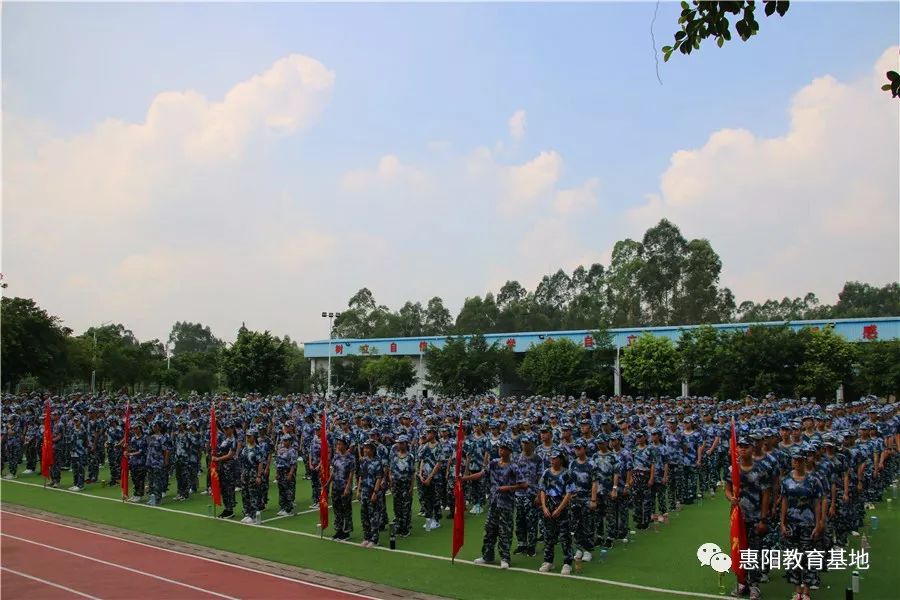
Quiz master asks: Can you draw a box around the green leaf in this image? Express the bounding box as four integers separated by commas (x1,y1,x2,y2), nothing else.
717,36,725,48
681,0,689,9
882,84,892,91
675,31,687,41
776,1,790,17
887,71,900,83
765,2,776,17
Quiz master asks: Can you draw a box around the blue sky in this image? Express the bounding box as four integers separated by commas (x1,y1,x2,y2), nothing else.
3,2,898,343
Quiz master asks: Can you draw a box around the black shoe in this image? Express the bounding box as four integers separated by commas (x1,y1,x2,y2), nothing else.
526,547,536,557
513,546,525,555
332,533,343,540
218,509,234,519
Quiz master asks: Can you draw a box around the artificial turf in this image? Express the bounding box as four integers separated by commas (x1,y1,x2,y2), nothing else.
1,467,897,600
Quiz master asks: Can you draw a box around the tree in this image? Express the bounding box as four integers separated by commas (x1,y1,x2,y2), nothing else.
663,1,790,62
674,239,730,324
606,239,645,327
716,325,806,399
167,321,224,355
425,335,513,396
397,302,426,337
360,356,418,395
663,2,897,97
796,328,856,401
454,294,500,334
854,340,900,398
279,338,310,394
518,338,588,396
220,327,289,394
677,325,724,397
1,297,71,390
639,219,687,325
424,297,453,335
830,282,900,318
621,334,680,395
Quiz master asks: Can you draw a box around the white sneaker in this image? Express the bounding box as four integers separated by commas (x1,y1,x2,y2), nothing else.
68,485,79,491
582,551,592,562
473,557,487,565
539,562,552,573
23,469,34,474
574,550,584,560
561,564,572,575
360,540,371,548
431,520,441,529
241,516,253,524
469,506,479,514
276,510,287,516
3,474,14,480
500,560,510,569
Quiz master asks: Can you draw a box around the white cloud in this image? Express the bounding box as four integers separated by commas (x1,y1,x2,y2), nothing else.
554,178,600,215
629,46,900,303
508,109,526,141
340,154,429,193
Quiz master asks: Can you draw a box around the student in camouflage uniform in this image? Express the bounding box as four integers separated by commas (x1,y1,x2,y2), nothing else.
468,439,525,569
329,436,356,539
239,428,264,523
465,423,488,513
2,421,22,479
275,433,298,517
780,446,823,600
308,427,323,509
106,415,124,487
513,434,542,556
649,429,670,522
539,449,576,575
630,430,655,530
590,434,616,548
69,416,88,491
86,409,103,484
188,420,202,494
664,417,683,512
569,439,596,561
725,436,769,599
417,427,445,530
389,434,415,537
699,412,720,498
358,440,384,547
24,417,40,474
145,419,166,505
608,432,632,542
681,418,704,505
173,419,192,500
212,421,238,519
127,422,147,500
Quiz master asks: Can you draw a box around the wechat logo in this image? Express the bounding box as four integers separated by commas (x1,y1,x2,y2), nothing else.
697,542,732,574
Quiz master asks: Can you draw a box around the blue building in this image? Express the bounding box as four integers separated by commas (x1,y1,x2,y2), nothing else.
305,316,899,397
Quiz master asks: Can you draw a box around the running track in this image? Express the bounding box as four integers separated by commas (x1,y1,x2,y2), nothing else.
0,511,376,599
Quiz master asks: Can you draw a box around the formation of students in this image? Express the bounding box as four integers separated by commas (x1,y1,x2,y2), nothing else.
1,391,896,600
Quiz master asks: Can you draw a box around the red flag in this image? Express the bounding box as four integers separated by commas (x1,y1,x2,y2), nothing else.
319,412,330,529
729,418,748,584
210,405,222,507
452,418,465,561
121,403,131,500
40,400,54,480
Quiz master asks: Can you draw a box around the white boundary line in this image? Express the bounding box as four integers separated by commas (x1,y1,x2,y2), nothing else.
1,532,240,600
1,565,104,600
2,510,378,600
2,479,722,599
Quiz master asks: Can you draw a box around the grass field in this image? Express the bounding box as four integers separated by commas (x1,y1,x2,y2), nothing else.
2,467,897,600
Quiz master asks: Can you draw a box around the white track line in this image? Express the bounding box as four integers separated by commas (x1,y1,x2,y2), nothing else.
2,510,377,600
1,566,103,600
2,479,721,599
1,533,239,600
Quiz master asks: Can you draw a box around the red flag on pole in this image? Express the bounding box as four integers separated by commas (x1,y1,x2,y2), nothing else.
121,403,131,500
729,418,748,585
319,412,330,530
452,418,465,561
40,400,54,480
210,405,222,507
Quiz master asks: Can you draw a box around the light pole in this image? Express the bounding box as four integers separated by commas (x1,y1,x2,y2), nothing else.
91,321,114,395
321,311,341,397
165,340,173,370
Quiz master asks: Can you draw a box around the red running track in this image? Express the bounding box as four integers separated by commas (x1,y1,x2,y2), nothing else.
0,511,375,600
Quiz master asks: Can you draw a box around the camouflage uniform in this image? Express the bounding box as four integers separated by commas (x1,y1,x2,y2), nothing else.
514,450,543,553
390,450,415,536
359,454,384,545
478,458,523,563
331,450,356,537
540,465,576,566
276,440,298,514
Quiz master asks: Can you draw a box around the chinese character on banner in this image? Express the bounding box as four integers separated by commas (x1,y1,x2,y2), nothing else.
805,550,825,571
506,338,516,349
783,549,803,570
361,344,369,355
862,324,878,340
390,342,397,353
334,344,343,355
827,548,848,570
849,549,870,570
584,335,593,348
761,549,781,571
739,549,760,571
418,341,428,352
627,335,637,346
